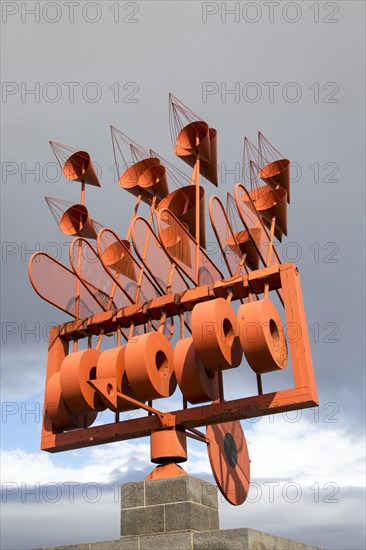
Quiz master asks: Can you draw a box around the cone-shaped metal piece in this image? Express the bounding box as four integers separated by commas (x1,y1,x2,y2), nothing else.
175,125,218,186
150,429,187,464
100,239,137,281
175,121,211,161
59,204,98,239
258,159,290,203
248,185,288,239
119,158,166,203
63,151,101,187
226,227,262,271
157,185,206,248
158,220,192,268
138,163,169,200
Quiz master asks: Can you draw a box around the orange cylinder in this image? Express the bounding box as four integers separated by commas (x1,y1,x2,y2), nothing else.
97,346,140,411
124,332,176,401
191,298,242,371
60,349,106,414
44,372,97,429
238,299,288,374
150,429,187,464
175,337,220,404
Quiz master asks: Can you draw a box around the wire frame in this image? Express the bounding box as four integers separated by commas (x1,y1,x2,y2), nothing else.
169,93,203,147
157,208,223,287
131,216,192,332
131,216,191,294
97,228,176,338
45,197,103,239
242,136,264,188
258,132,290,202
97,228,160,304
110,125,150,183
49,141,100,187
69,238,128,312
110,126,170,203
232,185,282,267
169,94,218,186
209,195,259,277
28,252,105,319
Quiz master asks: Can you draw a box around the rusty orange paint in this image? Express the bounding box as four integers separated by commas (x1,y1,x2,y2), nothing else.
191,298,242,371
174,337,220,404
238,298,288,374
33,112,318,499
124,332,176,401
207,420,250,505
150,429,187,464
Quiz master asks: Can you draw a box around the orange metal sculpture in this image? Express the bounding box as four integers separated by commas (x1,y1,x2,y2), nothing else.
29,95,318,506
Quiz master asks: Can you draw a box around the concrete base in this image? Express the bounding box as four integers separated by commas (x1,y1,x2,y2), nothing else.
33,475,323,550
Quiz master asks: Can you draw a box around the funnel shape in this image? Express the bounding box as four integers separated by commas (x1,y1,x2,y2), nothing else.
259,159,290,203
119,158,164,203
175,125,218,186
226,227,262,271
100,239,137,281
59,204,97,239
249,185,287,239
157,185,206,248
63,151,100,187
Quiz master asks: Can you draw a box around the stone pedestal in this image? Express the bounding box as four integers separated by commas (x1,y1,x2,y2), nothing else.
120,475,219,539
33,475,324,550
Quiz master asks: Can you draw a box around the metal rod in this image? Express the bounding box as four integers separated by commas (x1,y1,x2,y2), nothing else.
195,135,201,284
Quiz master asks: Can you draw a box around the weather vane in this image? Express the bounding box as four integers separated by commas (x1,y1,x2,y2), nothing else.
28,94,318,506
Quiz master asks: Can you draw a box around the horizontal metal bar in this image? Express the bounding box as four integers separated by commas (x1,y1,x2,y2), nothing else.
42,386,317,453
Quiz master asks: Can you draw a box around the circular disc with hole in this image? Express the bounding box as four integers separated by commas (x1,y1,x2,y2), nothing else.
207,420,250,505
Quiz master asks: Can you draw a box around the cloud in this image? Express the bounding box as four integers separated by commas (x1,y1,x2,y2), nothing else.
1,417,365,549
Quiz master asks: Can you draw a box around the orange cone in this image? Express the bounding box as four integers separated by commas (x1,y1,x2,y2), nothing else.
258,159,290,203
63,151,100,187
59,204,97,239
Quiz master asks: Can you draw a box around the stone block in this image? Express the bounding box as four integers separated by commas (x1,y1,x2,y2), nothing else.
144,475,218,509
139,531,193,550
193,528,324,550
121,504,164,536
121,481,144,509
164,501,219,532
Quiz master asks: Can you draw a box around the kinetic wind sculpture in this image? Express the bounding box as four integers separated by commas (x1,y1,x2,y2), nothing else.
29,94,318,506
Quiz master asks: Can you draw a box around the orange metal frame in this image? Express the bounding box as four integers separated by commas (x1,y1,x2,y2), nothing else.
41,261,318,453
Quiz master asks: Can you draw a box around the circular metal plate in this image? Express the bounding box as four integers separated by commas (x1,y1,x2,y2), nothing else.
207,420,250,505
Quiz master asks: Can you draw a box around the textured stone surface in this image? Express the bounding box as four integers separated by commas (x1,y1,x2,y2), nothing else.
165,501,219,532
32,527,323,550
143,475,217,509
121,480,144,508
139,531,193,550
32,477,324,550
121,504,165,536
193,528,323,550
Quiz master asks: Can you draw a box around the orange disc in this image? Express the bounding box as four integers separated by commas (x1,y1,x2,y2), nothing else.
174,337,220,404
60,349,106,414
238,298,288,374
97,346,140,412
207,421,250,505
125,332,176,401
191,298,242,371
44,372,97,429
